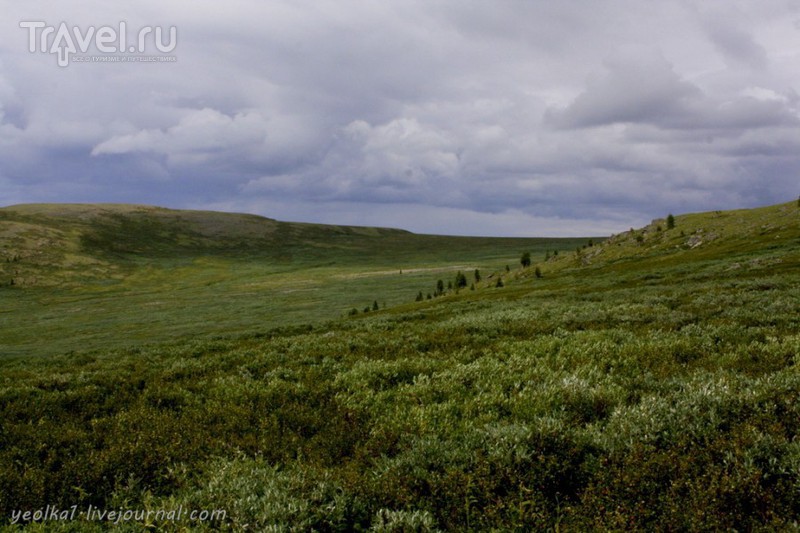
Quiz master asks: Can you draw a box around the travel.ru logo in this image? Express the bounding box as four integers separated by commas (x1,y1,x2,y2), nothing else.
20,21,177,67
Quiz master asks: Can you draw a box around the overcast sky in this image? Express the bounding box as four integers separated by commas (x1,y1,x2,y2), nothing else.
1,1,799,236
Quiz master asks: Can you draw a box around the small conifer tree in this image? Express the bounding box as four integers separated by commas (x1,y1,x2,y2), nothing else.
474,269,481,283
496,277,504,288
667,213,675,230
535,266,542,278
521,252,531,268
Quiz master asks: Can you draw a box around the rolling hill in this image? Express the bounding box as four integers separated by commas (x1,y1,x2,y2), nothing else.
0,203,589,286
0,203,590,356
0,203,416,287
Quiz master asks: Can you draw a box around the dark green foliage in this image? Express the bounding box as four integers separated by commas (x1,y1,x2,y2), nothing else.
521,252,532,268
535,266,542,278
505,265,510,272
372,300,379,311
416,291,424,302
4,254,799,530
474,269,481,283
495,277,504,287
455,271,468,289
667,213,676,230
588,239,594,247
348,308,359,316
436,279,445,296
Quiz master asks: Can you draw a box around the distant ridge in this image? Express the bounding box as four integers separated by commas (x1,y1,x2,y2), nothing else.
0,203,558,287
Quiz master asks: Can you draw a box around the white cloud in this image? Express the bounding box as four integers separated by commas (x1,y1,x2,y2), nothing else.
92,108,268,156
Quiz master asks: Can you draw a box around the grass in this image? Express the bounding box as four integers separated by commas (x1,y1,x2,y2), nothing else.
0,200,799,530
0,204,589,357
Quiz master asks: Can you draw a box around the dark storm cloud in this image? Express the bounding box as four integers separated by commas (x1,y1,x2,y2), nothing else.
701,9,769,71
1,1,799,235
545,52,798,131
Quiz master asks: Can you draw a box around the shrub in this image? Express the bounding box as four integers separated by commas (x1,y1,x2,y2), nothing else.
667,213,675,230
521,252,531,268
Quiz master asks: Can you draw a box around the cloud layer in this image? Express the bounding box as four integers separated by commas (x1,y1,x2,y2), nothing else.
1,1,799,235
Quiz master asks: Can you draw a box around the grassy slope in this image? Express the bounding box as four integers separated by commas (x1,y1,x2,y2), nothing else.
0,204,589,356
1,201,799,531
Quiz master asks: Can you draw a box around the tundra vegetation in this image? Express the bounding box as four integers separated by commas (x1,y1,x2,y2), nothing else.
1,201,799,531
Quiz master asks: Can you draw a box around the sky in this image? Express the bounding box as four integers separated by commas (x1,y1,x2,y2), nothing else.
1,1,799,236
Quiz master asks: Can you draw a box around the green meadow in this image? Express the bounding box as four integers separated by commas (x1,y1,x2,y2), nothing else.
0,204,587,357
1,201,799,530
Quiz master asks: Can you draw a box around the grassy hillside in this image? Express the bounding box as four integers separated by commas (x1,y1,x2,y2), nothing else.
0,203,589,356
495,201,798,277
1,201,798,531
